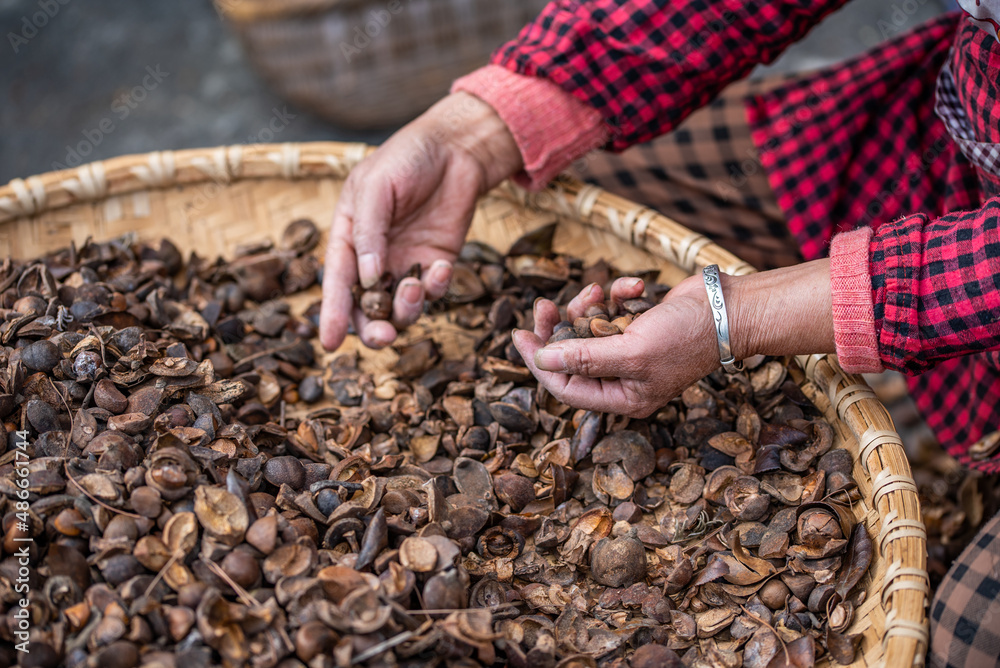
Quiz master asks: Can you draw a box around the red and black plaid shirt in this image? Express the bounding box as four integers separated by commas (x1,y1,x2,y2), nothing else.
492,2,1000,472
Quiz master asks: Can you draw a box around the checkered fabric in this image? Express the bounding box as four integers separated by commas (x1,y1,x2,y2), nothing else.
493,9,1000,473
930,509,1000,668
935,60,1000,186
568,77,803,271
493,0,852,151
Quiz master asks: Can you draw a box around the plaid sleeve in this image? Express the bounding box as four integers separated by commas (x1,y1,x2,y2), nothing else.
871,200,1000,374
491,0,850,151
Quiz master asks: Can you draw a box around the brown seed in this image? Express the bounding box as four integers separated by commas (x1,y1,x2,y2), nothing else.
73,349,103,381
53,507,84,536
221,549,260,589
295,620,335,662
104,515,138,542
263,456,306,489
150,356,199,377
360,289,393,321
612,501,642,524
26,398,61,433
13,295,47,315
423,568,468,610
65,601,91,632
759,579,791,610
547,327,579,344
246,515,279,555
94,378,128,414
493,473,535,512
573,316,596,338
590,317,622,337
134,536,172,571
281,218,320,254
590,530,647,588
623,298,655,314
611,315,633,331
631,645,682,668
129,486,163,519
165,606,196,642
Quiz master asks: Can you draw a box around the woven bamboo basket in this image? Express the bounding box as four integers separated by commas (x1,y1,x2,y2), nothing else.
0,142,929,667
215,0,549,128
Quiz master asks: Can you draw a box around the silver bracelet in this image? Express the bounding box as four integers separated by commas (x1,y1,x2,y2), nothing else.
702,264,744,374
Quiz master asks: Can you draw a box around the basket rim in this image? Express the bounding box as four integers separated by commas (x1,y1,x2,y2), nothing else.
215,0,365,23
0,141,928,667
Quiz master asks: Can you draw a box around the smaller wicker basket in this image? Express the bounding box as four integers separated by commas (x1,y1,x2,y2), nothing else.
216,0,548,129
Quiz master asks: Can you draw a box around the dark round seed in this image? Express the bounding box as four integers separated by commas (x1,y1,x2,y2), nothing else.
263,456,306,489
21,340,62,372
315,489,341,517
129,486,163,519
72,350,103,382
298,376,324,403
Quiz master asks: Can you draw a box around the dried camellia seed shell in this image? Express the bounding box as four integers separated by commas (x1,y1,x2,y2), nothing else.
399,536,439,573
134,536,172,571
589,529,647,588
592,430,655,481
281,218,320,254
94,378,129,414
1,224,873,668
668,463,706,505
725,476,770,521
193,486,249,546
797,507,844,548
494,473,535,512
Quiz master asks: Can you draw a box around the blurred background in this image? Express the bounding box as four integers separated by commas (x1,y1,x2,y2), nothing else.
0,0,950,184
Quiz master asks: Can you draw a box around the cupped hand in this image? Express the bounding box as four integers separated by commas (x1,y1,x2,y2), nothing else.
513,275,721,418
319,92,522,351
513,259,838,417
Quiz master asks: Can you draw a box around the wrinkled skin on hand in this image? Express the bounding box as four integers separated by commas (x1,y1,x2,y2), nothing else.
513,276,720,418
319,92,522,351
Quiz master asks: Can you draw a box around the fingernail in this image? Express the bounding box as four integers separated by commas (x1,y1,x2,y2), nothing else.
358,253,380,288
588,283,600,297
400,279,421,305
535,347,564,372
430,259,451,283
628,277,642,289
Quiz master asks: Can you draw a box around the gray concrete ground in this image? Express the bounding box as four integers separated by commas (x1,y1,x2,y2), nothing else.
0,0,950,184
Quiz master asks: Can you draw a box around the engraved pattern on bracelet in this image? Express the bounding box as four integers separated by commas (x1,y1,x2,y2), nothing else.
702,264,744,374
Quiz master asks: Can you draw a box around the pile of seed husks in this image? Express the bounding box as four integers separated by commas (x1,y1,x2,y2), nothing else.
0,221,871,668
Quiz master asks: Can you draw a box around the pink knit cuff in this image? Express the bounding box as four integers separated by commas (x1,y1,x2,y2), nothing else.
830,228,884,373
452,65,609,190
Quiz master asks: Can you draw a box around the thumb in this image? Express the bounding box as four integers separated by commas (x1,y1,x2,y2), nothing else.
533,336,630,378
351,181,394,288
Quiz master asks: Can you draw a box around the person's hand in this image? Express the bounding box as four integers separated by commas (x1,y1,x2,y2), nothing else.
319,92,523,351
513,276,719,417
513,260,837,417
